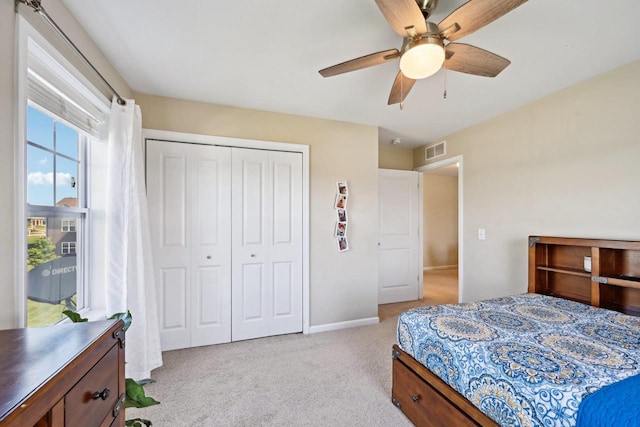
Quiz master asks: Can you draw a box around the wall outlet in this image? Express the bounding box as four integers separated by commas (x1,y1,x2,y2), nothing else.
478,229,486,240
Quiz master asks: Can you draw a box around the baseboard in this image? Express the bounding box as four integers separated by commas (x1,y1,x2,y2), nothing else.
309,317,379,334
423,265,458,271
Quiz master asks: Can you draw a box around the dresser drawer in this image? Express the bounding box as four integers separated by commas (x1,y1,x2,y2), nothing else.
65,344,120,427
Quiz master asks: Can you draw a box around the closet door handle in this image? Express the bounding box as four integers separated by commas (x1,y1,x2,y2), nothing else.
250,254,256,258
206,255,212,260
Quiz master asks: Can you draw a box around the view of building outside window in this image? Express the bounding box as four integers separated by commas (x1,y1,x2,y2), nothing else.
26,105,86,327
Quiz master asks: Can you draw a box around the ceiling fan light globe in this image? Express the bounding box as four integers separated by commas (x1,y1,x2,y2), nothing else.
399,39,445,80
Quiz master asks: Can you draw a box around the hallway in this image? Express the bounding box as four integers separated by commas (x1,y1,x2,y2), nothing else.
378,267,458,321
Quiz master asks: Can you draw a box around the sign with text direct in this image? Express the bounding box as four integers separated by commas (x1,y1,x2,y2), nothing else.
28,256,77,304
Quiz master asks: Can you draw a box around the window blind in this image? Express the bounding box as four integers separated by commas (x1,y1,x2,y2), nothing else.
27,38,109,138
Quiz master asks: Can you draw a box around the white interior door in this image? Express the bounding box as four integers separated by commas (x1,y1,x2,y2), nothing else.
146,140,231,351
378,169,421,304
231,148,303,341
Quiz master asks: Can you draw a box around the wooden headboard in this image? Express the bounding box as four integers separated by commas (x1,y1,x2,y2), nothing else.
528,236,640,316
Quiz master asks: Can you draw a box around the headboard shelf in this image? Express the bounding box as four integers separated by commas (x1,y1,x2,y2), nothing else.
529,236,640,316
536,266,591,278
593,275,640,290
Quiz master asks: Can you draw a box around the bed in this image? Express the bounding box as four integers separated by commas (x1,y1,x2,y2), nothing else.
391,236,640,426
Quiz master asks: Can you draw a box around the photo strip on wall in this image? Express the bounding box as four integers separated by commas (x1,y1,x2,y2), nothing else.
335,181,349,252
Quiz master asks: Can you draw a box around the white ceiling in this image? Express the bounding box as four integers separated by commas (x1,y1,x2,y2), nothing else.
62,0,640,148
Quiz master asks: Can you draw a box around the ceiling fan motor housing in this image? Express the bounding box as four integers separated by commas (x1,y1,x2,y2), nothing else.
401,21,443,55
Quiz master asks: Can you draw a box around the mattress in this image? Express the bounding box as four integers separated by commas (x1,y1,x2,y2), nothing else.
397,293,640,426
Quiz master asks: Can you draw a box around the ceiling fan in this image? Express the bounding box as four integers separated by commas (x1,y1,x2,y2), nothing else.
319,0,527,105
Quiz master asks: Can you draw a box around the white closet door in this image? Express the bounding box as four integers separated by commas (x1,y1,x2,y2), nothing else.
146,140,231,351
231,148,303,341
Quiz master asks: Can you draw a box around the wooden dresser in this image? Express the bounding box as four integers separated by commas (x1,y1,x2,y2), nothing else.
0,320,126,427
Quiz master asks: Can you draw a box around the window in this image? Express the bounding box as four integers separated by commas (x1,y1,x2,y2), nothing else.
61,241,77,254
26,105,88,327
18,18,110,328
61,219,76,232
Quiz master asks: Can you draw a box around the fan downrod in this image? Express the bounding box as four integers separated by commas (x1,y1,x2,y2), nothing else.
416,0,438,19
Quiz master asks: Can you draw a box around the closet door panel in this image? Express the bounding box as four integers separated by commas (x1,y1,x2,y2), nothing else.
190,145,232,347
159,267,188,329
161,155,187,248
147,140,232,351
268,152,303,335
240,159,265,246
147,141,191,351
273,262,293,317
157,267,189,351
232,149,303,340
232,148,270,341
272,162,293,244
241,264,266,321
195,267,223,324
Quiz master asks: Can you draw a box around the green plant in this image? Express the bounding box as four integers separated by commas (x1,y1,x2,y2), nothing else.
63,310,160,426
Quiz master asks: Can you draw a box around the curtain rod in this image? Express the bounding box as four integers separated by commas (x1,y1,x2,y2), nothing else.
16,0,127,106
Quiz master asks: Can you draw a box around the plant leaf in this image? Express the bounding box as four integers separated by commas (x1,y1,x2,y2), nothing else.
125,378,160,409
108,310,133,331
62,310,88,323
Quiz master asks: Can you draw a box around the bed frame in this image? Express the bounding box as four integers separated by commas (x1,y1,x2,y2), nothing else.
391,236,640,426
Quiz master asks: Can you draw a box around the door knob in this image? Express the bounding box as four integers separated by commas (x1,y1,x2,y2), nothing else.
206,255,212,259
250,254,256,258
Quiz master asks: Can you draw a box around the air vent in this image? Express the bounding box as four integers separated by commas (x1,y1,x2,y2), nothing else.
425,141,446,161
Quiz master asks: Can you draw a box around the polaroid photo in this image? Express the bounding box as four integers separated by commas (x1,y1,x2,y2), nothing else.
335,221,347,237
336,181,349,196
337,236,349,252
334,193,348,210
336,208,347,223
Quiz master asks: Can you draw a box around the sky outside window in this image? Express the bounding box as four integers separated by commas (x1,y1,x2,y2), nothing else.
27,106,79,207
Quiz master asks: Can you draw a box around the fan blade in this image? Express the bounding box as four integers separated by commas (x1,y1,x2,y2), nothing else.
319,49,400,77
388,71,417,105
375,0,427,37
444,43,510,77
438,0,527,41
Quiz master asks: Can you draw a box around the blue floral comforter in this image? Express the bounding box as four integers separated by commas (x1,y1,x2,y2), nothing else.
397,293,640,426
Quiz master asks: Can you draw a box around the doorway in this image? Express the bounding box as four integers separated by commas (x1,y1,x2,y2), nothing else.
416,155,463,303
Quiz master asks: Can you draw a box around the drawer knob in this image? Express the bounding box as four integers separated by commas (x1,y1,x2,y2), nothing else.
411,394,421,403
93,388,110,401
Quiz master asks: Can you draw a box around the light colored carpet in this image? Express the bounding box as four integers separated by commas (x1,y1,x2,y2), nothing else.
129,269,457,426
128,317,413,427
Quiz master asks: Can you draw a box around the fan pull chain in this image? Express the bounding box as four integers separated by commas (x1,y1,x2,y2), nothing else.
443,68,447,99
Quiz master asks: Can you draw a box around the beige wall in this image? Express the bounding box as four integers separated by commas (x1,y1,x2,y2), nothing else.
135,93,380,327
0,0,131,329
423,175,458,268
414,59,640,302
379,145,414,170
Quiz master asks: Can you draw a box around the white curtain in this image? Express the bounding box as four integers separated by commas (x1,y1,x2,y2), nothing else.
105,97,162,380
